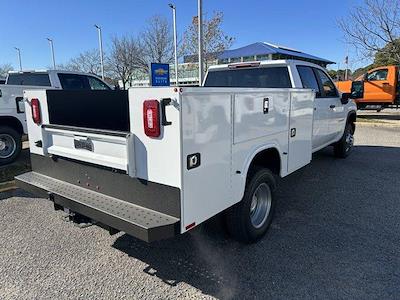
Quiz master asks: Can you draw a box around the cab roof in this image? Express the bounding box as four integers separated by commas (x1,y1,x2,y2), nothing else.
208,59,325,72
7,70,102,77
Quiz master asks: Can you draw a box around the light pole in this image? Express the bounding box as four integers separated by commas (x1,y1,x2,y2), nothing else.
344,51,349,81
94,24,105,80
14,47,22,71
47,38,56,69
169,3,179,86
197,0,204,86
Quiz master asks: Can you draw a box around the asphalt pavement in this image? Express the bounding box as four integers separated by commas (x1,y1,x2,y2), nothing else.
357,108,400,126
0,125,399,299
0,142,30,184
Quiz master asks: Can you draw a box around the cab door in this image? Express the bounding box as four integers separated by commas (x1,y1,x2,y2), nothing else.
362,67,396,104
313,68,344,142
297,66,330,150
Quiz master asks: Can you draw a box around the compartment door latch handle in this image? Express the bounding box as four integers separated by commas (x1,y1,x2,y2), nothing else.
263,98,270,114
161,98,172,126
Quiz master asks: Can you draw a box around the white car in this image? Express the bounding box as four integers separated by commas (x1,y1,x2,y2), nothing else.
16,60,356,244
0,70,112,165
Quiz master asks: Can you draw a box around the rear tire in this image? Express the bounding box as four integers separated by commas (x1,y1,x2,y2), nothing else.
0,126,22,166
334,122,354,158
226,167,276,243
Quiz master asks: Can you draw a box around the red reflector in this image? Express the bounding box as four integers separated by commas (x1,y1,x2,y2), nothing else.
31,98,41,125
185,222,196,230
143,100,160,137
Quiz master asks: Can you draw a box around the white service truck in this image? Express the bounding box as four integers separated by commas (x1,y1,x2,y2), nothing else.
0,70,112,165
15,60,357,243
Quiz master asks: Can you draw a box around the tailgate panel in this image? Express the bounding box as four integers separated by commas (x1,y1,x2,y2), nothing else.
42,125,132,172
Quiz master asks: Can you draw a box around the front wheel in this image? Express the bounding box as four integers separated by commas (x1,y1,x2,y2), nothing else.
0,126,22,166
225,168,276,243
334,122,354,158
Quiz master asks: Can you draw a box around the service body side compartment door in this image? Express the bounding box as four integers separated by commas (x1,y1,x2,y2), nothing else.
129,87,182,188
180,88,232,232
231,89,290,204
287,90,314,174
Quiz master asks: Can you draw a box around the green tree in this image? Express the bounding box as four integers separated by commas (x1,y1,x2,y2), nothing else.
352,65,374,80
327,69,337,79
373,39,400,67
327,69,352,81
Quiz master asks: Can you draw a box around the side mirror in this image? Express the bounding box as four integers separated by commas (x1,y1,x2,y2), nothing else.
351,81,364,99
341,92,351,105
363,73,369,81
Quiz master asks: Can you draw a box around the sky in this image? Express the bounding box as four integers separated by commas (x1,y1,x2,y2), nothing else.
0,0,367,71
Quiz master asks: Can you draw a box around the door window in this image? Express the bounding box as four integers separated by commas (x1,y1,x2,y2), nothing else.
297,66,321,97
87,76,110,90
314,69,338,98
58,73,88,90
367,69,388,81
351,81,364,99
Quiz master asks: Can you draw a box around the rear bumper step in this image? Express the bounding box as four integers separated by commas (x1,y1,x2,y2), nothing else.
15,172,180,242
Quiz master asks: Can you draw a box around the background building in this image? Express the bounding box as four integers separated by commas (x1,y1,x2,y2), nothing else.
127,41,334,87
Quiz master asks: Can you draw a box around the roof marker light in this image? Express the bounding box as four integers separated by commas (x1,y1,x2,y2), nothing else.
228,62,261,69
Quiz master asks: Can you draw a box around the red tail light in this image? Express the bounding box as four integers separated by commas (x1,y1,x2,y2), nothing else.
143,100,160,137
31,98,41,125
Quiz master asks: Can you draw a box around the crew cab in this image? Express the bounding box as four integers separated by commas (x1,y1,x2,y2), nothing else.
336,65,400,110
15,60,356,243
0,70,111,165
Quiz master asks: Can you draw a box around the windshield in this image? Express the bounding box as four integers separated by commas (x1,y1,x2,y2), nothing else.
204,67,292,88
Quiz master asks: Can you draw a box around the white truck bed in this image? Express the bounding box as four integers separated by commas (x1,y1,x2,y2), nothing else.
131,87,314,230
16,86,314,241
15,59,358,244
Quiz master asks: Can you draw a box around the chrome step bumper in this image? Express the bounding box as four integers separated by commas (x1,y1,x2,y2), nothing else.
15,172,180,242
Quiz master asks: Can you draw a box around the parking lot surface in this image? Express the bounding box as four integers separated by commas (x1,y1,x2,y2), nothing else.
357,108,400,126
0,125,399,299
0,142,30,184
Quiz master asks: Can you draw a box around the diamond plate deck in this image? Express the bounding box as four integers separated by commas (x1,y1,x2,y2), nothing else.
16,172,180,242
